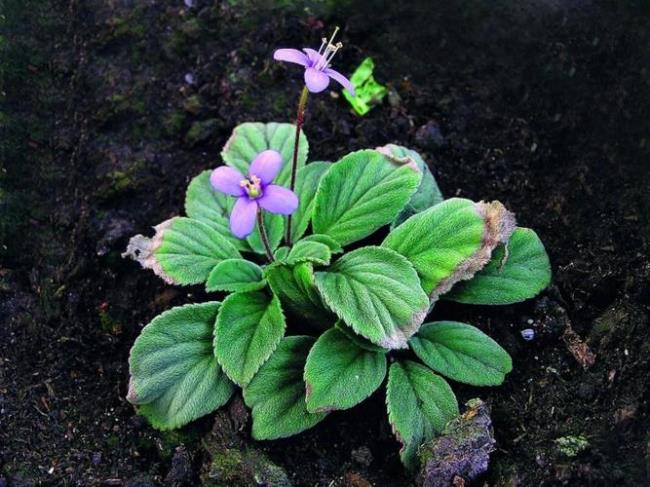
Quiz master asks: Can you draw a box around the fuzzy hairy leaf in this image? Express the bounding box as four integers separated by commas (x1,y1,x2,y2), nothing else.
214,291,286,386
290,161,331,242
206,259,265,293
243,336,328,440
386,361,459,469
444,228,551,305
304,327,387,413
246,211,284,255
286,240,331,266
123,217,241,286
221,122,308,186
409,322,512,386
383,198,515,303
335,321,388,353
127,302,234,430
184,170,249,251
299,234,343,254
314,246,429,349
312,150,422,246
376,144,444,229
274,246,290,261
265,262,334,328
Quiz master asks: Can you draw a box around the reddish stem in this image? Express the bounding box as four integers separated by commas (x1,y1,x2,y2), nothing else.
285,86,309,246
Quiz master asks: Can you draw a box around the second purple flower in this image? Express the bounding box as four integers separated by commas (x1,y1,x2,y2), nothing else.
210,150,299,239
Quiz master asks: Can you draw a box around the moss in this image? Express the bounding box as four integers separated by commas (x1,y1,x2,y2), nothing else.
185,119,218,146
555,435,589,458
180,18,201,39
164,111,188,136
201,448,291,487
106,434,120,449
106,12,146,41
183,95,203,115
98,308,122,335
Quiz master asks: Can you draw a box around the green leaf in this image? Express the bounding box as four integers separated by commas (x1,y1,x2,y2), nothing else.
286,240,331,266
299,234,343,254
243,336,328,440
274,246,290,261
409,322,512,386
314,246,429,349
304,327,387,413
382,198,515,301
291,162,331,242
123,217,241,286
214,291,286,386
312,150,422,246
386,360,459,469
376,145,444,229
184,170,249,251
221,122,308,186
335,321,388,353
265,262,334,328
341,57,388,116
206,259,265,293
246,211,284,255
127,302,234,430
444,228,551,305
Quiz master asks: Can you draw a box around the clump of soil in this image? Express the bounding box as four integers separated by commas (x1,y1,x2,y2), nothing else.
2,0,649,485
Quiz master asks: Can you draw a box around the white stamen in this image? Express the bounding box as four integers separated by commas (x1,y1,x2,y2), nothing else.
314,27,343,71
317,38,327,56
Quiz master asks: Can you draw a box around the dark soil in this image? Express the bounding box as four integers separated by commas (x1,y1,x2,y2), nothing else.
2,0,649,485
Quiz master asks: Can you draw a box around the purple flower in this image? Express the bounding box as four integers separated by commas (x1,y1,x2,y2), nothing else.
273,27,355,96
210,150,298,239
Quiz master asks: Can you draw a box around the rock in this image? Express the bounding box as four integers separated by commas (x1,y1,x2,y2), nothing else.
125,475,156,487
415,121,445,150
91,451,102,466
183,95,203,115
351,446,373,467
417,399,495,487
344,471,372,487
201,449,290,487
165,446,193,486
96,216,135,256
200,395,290,486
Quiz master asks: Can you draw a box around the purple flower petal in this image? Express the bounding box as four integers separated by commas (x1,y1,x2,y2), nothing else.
249,150,283,184
211,166,245,196
230,197,258,239
304,67,330,93
302,48,321,66
325,68,355,97
273,48,310,67
258,185,298,215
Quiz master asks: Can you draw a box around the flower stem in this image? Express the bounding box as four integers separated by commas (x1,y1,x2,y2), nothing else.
285,86,310,246
257,210,275,263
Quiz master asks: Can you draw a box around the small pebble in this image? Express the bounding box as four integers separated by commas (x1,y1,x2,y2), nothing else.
184,0,194,7
521,328,535,341
92,452,102,466
184,73,195,85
